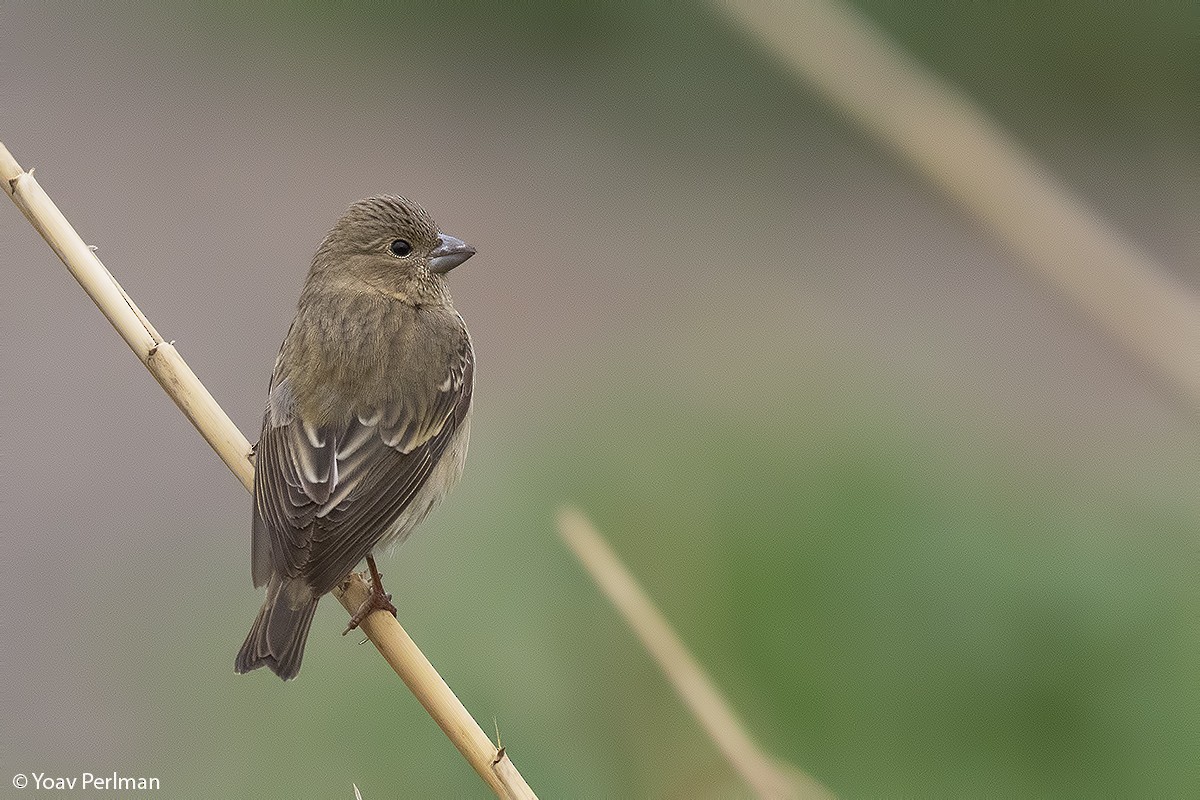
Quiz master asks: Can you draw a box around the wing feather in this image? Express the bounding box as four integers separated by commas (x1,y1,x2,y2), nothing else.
251,332,473,595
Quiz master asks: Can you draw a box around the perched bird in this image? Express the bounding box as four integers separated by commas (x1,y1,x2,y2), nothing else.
235,195,476,680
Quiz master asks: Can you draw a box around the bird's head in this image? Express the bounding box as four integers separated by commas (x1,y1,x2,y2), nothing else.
308,195,476,306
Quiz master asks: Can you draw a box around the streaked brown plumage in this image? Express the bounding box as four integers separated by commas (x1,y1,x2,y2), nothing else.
235,196,476,680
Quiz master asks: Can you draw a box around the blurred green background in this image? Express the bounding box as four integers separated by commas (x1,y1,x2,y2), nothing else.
3,2,1198,797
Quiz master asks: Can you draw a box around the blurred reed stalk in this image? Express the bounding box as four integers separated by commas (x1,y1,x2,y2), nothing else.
717,0,1200,409
0,142,536,800
558,508,834,800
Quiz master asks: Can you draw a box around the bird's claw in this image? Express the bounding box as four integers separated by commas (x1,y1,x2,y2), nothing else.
342,578,397,635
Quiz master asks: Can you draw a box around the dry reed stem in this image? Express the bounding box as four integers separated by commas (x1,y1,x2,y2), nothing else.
558,507,834,800
716,0,1200,408
335,575,534,799
1,142,535,800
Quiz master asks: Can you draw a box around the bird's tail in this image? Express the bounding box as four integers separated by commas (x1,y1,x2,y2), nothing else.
234,576,319,681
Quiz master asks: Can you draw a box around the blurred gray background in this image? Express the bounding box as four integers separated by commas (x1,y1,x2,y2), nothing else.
3,2,1198,797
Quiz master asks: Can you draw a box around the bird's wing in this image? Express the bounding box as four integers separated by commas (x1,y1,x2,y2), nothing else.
251,336,473,594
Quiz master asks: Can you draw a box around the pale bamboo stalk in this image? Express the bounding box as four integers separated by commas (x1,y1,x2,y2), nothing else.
557,508,834,800
715,0,1200,409
0,145,256,490
1,142,535,800
335,575,536,800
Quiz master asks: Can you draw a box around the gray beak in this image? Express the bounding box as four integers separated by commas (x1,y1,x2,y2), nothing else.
428,233,476,274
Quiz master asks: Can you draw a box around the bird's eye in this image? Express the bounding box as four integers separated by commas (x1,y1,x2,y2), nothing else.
389,239,412,257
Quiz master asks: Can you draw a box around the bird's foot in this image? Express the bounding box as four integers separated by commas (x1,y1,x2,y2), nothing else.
342,587,396,635
342,556,398,635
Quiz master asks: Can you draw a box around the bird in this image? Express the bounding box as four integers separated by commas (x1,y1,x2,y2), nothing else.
235,195,476,680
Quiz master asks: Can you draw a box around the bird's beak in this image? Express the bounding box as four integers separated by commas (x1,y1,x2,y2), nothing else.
428,234,476,274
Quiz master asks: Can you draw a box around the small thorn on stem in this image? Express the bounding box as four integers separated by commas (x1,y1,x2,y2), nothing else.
492,718,505,764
